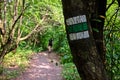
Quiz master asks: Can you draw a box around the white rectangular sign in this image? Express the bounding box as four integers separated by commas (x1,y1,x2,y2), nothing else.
69,31,89,41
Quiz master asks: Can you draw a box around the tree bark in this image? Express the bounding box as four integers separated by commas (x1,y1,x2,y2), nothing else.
91,0,107,64
62,0,108,80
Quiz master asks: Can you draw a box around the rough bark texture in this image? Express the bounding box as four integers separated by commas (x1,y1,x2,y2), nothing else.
62,0,108,80
91,0,107,64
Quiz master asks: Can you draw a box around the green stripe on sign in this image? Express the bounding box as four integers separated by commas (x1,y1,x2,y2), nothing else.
68,22,88,33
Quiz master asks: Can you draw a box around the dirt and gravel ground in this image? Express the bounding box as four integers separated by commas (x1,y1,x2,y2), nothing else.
12,51,64,80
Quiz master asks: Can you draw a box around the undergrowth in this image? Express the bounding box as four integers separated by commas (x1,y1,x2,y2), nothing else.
62,63,81,80
0,47,34,80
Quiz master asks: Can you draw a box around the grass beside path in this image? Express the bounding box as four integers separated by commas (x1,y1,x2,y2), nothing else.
0,49,64,80
0,48,81,80
0,48,34,80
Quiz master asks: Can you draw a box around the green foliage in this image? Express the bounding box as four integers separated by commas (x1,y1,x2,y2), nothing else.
4,0,120,80
31,1,81,79
4,70,20,79
1,47,34,79
1,0,79,79
3,48,33,67
0,65,3,75
105,33,120,80
105,0,120,79
62,63,81,80
92,28,99,32
22,0,64,51
60,48,73,64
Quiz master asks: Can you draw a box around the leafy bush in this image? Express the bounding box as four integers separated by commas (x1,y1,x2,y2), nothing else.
2,47,34,79
104,1,120,79
62,63,81,80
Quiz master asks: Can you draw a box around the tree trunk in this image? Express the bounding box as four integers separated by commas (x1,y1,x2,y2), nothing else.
62,0,108,80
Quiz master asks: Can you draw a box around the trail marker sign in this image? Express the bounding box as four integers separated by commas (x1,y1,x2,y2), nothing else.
66,15,90,41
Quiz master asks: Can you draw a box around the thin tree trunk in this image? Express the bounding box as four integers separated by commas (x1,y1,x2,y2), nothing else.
11,0,18,38
62,0,108,80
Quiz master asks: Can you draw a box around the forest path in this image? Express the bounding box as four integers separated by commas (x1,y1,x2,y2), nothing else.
12,51,64,80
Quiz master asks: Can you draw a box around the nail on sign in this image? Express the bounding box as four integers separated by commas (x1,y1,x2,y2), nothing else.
66,15,89,41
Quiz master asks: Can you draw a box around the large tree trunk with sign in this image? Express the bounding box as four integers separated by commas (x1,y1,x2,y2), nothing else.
62,0,108,80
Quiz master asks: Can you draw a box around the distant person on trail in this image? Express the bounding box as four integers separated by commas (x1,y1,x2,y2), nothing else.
48,38,53,53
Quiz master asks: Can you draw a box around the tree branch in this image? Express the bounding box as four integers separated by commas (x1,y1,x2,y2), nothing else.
9,5,28,37
19,13,48,41
19,24,40,41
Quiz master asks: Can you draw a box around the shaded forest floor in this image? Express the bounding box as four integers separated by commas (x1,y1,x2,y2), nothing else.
7,51,64,80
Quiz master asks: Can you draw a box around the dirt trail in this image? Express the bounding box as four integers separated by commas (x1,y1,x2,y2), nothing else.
12,51,64,80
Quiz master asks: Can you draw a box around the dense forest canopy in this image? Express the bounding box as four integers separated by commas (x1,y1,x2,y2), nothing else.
0,0,65,61
0,0,120,80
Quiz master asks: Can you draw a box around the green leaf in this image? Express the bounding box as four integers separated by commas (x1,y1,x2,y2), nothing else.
92,28,99,32
92,19,102,22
